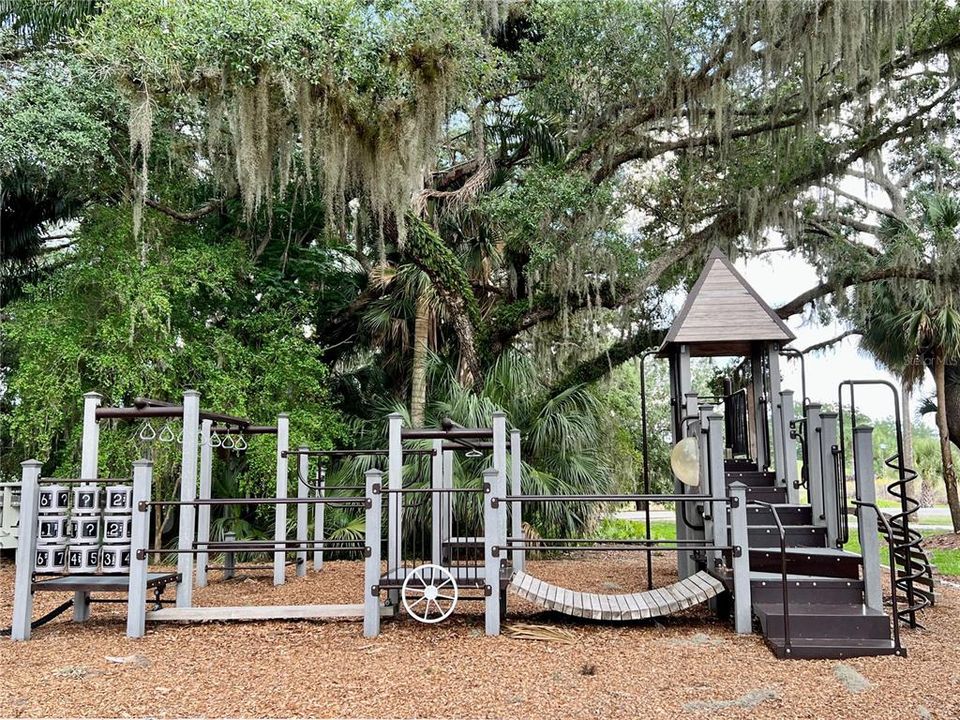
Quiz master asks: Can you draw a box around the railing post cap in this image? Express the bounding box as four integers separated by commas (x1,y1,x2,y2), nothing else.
510,427,521,436
364,468,384,477
21,459,42,468
853,425,874,434
183,389,200,397
83,391,104,400
387,412,403,420
684,391,699,398
492,411,507,418
806,401,822,409
277,412,290,419
728,481,747,490
133,459,153,468
482,467,498,477
780,389,794,396
820,411,838,419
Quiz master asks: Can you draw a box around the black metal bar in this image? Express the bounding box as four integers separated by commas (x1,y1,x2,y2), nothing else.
639,348,657,590
282,448,435,458
211,425,277,435
506,537,716,544
378,487,482,495
141,497,368,510
751,501,790,656
495,544,736,553
400,428,493,440
195,540,366,548
142,546,368,556
495,493,731,503
852,500,903,655
39,477,130,485
134,397,178,408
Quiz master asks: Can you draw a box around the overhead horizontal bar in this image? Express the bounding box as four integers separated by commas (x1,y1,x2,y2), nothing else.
494,494,731,504
141,497,369,510
211,425,277,435
401,428,493,440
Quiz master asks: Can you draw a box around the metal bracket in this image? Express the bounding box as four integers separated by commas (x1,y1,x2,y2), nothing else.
732,545,742,558
136,548,146,560
363,546,372,558
370,584,380,597
137,500,149,512
482,481,491,494
729,496,740,509
371,483,382,495
491,545,500,557
484,584,493,597
364,497,372,509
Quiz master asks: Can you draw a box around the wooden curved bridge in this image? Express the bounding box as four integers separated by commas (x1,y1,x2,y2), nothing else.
509,570,725,621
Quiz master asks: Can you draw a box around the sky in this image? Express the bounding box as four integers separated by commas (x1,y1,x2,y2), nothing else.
731,251,936,427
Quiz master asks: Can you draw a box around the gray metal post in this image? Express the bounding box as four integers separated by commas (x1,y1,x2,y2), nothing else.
728,481,752,634
675,392,699,578
296,447,309,577
442,449,454,555
176,389,200,608
387,413,403,606
510,429,524,572
805,403,825,525
273,413,290,586
854,427,883,611
313,463,324,572
223,531,236,579
706,412,726,568
482,467,501,636
820,412,841,549
196,419,213,588
127,460,153,638
11,460,41,641
767,345,784,486
431,439,443,566
492,412,508,547
77,391,102,620
780,390,799,504
364,469,383,638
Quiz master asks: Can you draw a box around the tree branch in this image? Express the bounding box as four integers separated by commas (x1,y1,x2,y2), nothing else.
801,329,862,354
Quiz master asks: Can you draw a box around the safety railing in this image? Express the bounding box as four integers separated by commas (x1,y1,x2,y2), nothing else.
724,389,751,459
749,500,791,655
851,500,904,655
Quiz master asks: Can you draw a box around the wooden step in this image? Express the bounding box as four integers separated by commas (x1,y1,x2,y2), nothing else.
742,486,788,503
724,470,777,488
749,547,861,579
750,573,864,604
765,636,902,659
731,524,828,548
754,602,891,641
730,503,813,526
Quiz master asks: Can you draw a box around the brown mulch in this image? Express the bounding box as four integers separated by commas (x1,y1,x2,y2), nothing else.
924,532,960,550
1,553,959,719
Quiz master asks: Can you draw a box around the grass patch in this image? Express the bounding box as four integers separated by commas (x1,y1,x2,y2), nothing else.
597,517,677,541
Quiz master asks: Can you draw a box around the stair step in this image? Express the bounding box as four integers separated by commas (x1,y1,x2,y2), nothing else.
750,573,864,603
731,524,828,548
724,460,758,472
724,471,777,488
750,547,861,579
755,602,891,641
729,504,813,526
765,636,902,659
742,486,788,503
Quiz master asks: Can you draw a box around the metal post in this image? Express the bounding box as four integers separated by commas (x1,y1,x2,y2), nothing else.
11,460,41,641
431,439,443,566
767,345,785,486
706,412,726,569
805,403,825,526
176,390,200,608
483,467,501,636
196,419,213,588
510,429,524,572
313,463,324,572
854,427,883,611
77,391,102,619
387,413,403,606
364,469,383,638
728,481,752,634
297,446,309,578
492,412,508,549
675,392,698,578
223,531,236,579
780,390,799,504
127,460,153,638
820,412,840,549
442,449,454,560
274,413,290,586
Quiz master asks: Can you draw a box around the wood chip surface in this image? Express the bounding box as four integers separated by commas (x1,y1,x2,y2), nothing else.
2,553,959,718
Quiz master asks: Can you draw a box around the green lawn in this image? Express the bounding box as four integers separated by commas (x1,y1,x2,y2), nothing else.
598,516,960,577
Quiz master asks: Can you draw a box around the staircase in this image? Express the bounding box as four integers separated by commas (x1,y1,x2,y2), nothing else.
723,460,904,659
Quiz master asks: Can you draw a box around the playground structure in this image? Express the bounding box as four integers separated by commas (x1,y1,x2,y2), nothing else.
0,480,20,551
8,249,937,659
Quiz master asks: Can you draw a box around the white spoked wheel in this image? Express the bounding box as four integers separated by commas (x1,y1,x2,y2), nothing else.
401,563,458,624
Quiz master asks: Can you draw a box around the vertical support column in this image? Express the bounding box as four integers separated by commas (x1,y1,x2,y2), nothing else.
11,460,41,641
195,419,213,588
853,426,883,612
296,447,309,578
728,482,752,634
441,448,454,563
273,413,290,586
820,412,840,549
77,391,103,619
767,345,784,486
706,412,726,569
176,390,200,608
387,414,403,606
805,404,825,526
431,439,443,566
492,412,508,551
510,429,524,573
675,392,699,578
363,469,383,638
780,390,799,504
127,460,153,638
223,531,236,580
483,467,502,636
313,461,325,572
751,348,768,470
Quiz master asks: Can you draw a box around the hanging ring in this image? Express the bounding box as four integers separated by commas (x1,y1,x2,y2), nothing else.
159,423,176,443
234,435,247,451
210,432,222,448
222,433,235,450
138,420,157,442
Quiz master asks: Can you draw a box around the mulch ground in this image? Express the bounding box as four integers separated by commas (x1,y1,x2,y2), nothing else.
1,552,959,719
924,532,960,550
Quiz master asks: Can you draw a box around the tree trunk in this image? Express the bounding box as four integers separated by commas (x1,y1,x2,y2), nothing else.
934,353,960,531
410,292,430,427
944,365,960,449
900,377,916,500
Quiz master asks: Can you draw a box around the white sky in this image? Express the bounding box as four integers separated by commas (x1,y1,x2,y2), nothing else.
733,251,936,427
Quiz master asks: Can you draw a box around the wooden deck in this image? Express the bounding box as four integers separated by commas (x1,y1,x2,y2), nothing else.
509,570,725,621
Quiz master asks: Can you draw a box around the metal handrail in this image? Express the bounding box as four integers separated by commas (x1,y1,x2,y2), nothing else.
749,500,791,656
850,500,904,655
494,493,735,504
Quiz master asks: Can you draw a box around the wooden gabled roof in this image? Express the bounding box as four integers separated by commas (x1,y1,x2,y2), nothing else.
659,248,795,357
